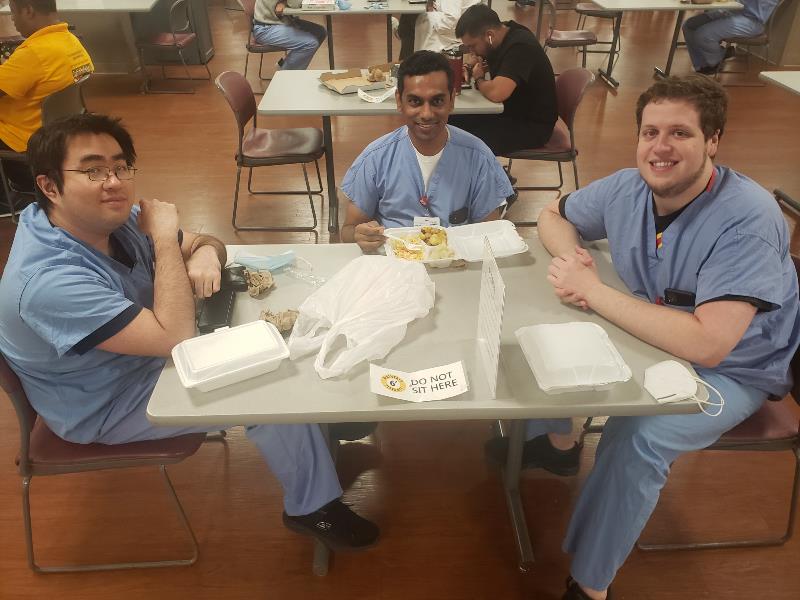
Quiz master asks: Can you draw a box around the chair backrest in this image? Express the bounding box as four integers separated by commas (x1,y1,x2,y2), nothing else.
168,0,193,35
41,75,89,125
215,71,257,156
0,353,35,475
555,68,594,131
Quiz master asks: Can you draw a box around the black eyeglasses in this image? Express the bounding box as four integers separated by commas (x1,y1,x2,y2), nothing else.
63,165,138,182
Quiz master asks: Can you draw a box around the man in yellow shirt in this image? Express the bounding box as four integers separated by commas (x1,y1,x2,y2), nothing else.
1,0,93,210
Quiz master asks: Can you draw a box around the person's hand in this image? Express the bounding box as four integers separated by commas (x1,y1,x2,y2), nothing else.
471,59,487,82
138,198,179,243
426,0,435,11
275,1,286,16
185,245,222,298
354,220,385,253
547,246,601,310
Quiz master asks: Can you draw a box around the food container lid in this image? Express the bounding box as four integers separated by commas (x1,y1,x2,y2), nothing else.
173,321,289,384
447,220,528,261
515,322,632,394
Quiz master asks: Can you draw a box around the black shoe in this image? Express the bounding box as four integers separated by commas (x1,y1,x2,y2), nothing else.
484,434,581,476
328,421,378,441
283,499,379,551
723,44,736,61
563,576,613,600
697,64,720,76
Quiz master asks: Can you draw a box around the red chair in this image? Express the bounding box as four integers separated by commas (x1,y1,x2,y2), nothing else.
0,352,207,572
239,0,286,86
136,0,212,94
542,0,598,69
501,68,594,226
215,71,324,231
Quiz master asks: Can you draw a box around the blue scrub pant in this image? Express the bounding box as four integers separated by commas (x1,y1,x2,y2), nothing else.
525,371,767,591
94,397,342,517
252,19,327,71
682,11,764,70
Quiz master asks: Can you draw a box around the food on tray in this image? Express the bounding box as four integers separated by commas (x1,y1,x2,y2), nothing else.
245,269,275,297
367,67,385,82
388,226,455,261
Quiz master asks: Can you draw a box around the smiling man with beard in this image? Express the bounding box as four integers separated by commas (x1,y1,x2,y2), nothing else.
340,50,513,253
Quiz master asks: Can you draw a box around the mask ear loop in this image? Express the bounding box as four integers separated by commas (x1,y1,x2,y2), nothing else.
690,376,725,417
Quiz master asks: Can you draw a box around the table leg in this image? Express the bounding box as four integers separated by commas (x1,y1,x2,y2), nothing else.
535,1,544,42
502,420,535,572
322,116,339,234
326,15,334,69
386,15,393,63
598,12,622,89
655,11,685,79
311,424,340,576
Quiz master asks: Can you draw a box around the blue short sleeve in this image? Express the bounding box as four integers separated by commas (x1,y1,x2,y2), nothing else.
468,156,514,222
341,154,380,219
696,227,785,309
20,265,140,357
562,171,636,241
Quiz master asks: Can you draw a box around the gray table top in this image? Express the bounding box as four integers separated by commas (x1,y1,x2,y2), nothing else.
759,71,800,96
285,0,427,15
147,239,699,426
258,69,503,116
592,0,740,11
0,0,159,12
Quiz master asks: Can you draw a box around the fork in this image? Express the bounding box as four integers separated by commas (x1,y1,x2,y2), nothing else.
383,232,425,251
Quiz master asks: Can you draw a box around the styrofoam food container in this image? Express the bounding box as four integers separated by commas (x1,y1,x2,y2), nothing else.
515,322,632,394
383,226,458,268
447,220,528,261
173,320,289,392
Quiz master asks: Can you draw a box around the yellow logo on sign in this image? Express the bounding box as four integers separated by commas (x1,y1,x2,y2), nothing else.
380,374,406,393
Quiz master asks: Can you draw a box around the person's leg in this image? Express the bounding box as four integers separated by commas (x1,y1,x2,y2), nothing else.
252,21,324,70
682,11,764,71
563,372,767,595
397,14,418,61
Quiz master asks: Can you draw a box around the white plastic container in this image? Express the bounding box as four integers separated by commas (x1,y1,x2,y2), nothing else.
172,320,289,392
383,226,458,268
515,322,632,395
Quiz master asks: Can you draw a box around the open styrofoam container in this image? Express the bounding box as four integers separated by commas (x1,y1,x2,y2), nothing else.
447,220,528,261
383,226,459,268
515,322,632,395
173,320,289,392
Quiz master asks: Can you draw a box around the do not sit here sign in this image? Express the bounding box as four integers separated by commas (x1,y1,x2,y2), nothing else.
370,362,469,403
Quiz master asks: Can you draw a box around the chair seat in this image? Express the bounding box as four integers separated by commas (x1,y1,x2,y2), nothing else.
141,31,197,49
721,34,768,46
575,4,621,17
547,30,598,47
717,397,800,444
247,34,285,53
240,127,324,165
503,119,573,159
22,419,205,472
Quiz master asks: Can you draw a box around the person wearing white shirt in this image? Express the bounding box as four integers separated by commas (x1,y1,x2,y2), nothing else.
394,0,481,59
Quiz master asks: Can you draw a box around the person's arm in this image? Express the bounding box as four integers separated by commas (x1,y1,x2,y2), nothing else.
180,231,226,298
474,75,516,103
425,0,461,32
341,194,385,252
547,252,757,367
538,197,583,258
96,199,196,357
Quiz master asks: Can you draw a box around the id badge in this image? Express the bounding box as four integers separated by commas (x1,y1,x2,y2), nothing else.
414,216,440,227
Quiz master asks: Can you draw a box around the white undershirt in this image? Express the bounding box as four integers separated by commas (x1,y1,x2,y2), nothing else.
412,128,449,192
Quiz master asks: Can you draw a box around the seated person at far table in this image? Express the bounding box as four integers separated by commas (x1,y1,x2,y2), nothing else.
341,50,514,252
493,75,800,600
449,4,557,156
252,0,326,71
0,0,93,209
682,0,781,75
394,0,481,59
0,114,379,552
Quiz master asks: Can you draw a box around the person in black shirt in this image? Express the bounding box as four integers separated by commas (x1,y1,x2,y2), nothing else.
449,4,557,155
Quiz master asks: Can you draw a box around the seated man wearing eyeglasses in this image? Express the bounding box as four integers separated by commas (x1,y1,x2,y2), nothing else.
0,113,379,552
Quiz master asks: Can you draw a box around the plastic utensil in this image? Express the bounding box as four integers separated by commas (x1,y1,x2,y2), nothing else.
383,232,424,251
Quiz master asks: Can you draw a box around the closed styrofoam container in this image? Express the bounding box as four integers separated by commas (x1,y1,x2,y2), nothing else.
172,320,289,392
515,322,632,394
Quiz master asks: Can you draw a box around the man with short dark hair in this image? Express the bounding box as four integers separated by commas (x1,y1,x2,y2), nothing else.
0,114,379,552
493,75,800,599
448,4,556,155
340,50,513,252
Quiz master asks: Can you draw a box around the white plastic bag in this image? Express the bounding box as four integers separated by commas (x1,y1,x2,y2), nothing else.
288,255,435,379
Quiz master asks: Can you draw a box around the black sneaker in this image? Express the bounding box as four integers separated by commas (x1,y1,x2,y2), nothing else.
563,576,613,600
484,434,581,476
697,64,720,76
328,422,378,441
283,499,379,551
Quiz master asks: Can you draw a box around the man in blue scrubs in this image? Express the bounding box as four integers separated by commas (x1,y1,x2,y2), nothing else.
509,76,800,599
0,114,378,552
340,50,513,252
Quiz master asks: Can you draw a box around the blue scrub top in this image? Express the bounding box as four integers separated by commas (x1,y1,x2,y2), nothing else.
564,166,800,396
341,124,513,228
0,204,165,443
741,0,780,25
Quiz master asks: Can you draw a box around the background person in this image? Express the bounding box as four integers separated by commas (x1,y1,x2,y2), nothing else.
252,0,326,71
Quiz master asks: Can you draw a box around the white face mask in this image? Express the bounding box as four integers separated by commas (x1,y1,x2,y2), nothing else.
644,360,724,417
